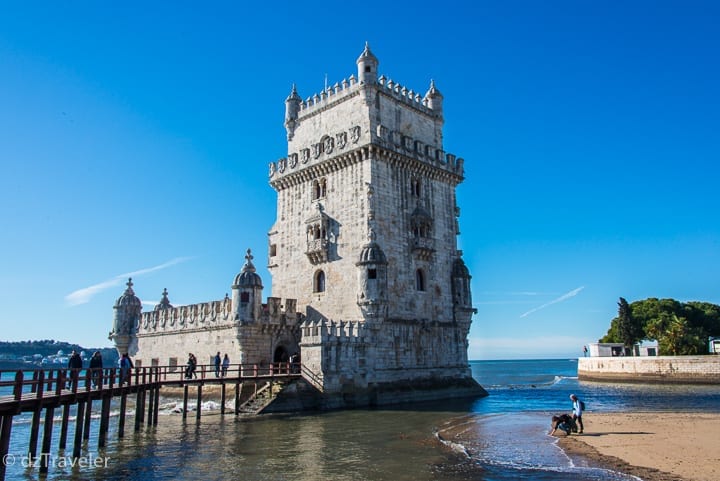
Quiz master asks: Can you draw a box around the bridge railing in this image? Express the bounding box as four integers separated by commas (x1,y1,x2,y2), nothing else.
0,362,302,401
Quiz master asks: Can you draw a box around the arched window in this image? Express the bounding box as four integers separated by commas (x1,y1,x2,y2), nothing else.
240,292,250,303
415,269,425,291
312,178,327,200
314,270,326,293
411,178,421,197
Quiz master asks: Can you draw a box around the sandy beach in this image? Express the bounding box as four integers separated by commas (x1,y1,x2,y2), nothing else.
559,412,720,481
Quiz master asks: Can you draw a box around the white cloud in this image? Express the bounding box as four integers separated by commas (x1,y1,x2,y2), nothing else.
519,286,585,318
65,257,192,306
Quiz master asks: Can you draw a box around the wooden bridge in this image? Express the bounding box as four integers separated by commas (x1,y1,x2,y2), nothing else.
0,363,304,480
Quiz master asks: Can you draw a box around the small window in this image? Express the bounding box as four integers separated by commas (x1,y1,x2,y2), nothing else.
169,357,178,372
411,178,421,197
314,270,326,293
415,269,425,291
365,66,371,73
269,244,277,256
368,268,377,279
312,178,327,200
240,292,250,303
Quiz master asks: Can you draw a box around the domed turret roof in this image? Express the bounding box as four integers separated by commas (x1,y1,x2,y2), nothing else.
358,241,387,265
154,288,173,311
356,41,379,65
357,228,387,265
452,258,471,278
285,83,301,103
114,278,142,310
425,79,443,99
233,249,263,288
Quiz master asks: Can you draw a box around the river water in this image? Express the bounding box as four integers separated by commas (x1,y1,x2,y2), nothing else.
3,359,720,480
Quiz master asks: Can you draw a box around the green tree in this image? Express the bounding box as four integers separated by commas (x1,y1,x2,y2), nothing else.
600,297,720,355
600,297,644,349
646,313,705,355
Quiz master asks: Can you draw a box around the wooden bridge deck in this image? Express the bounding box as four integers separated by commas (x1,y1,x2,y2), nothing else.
0,363,303,481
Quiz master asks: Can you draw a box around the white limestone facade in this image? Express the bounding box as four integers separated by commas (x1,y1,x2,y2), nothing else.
109,44,485,407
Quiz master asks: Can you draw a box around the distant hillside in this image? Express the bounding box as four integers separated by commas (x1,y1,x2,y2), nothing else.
0,340,119,369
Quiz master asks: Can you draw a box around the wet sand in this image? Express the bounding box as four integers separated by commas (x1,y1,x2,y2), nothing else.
558,412,720,481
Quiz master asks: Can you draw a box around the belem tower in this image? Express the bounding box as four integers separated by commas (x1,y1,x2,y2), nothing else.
109,44,487,409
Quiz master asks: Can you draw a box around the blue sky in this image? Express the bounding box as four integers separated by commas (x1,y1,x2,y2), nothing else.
1,1,718,359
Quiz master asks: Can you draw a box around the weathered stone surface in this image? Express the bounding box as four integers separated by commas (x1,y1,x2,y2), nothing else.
110,45,485,407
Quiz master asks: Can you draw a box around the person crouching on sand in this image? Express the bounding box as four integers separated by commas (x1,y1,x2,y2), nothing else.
549,414,575,436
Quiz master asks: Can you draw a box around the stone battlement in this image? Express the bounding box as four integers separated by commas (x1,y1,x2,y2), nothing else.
296,73,438,119
376,75,437,115
137,296,299,334
139,298,233,333
300,319,367,345
298,75,358,115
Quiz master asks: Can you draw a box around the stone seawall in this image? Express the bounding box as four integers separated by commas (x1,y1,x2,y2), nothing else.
578,356,720,384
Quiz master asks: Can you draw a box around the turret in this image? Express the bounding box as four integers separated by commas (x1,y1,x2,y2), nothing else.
109,278,142,355
424,79,444,116
284,84,302,141
356,42,379,85
231,249,264,322
451,255,473,312
356,229,388,320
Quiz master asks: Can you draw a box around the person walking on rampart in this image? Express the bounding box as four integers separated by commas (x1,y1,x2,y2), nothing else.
89,351,103,388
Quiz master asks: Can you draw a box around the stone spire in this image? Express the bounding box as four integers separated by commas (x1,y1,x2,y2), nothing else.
154,288,173,311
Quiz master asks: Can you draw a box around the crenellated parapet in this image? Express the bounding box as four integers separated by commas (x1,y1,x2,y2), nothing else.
256,297,299,325
376,75,440,116
137,296,301,334
297,75,359,116
138,297,233,334
300,319,368,345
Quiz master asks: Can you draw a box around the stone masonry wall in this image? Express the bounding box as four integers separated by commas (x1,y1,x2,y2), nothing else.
134,324,240,371
578,356,720,383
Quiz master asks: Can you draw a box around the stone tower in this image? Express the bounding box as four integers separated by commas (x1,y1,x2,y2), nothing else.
268,44,484,405
109,278,142,357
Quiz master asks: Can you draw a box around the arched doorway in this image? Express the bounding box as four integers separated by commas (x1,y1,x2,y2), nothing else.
273,345,289,363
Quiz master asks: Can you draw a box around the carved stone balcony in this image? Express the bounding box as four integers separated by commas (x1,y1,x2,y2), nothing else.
410,237,434,261
306,238,329,264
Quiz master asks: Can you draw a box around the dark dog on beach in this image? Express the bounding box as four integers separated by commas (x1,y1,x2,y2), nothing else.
549,414,577,436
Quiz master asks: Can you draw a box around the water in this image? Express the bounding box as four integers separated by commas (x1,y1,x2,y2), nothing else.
3,360,720,480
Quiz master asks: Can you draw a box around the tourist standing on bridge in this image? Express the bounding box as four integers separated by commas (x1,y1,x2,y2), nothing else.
214,352,221,377
67,350,83,389
221,353,230,377
89,351,103,388
185,353,197,379
119,353,133,385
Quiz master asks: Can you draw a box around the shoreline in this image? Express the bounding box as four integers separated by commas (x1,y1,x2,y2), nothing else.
557,412,720,481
